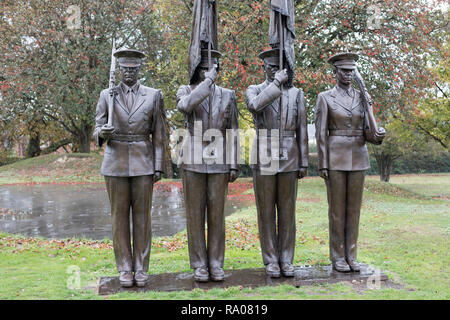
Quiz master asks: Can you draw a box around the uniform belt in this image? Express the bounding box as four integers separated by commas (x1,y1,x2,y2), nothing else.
257,130,296,137
110,134,149,142
329,129,363,136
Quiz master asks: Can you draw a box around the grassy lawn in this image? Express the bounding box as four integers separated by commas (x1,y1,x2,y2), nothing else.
0,153,104,185
0,155,448,299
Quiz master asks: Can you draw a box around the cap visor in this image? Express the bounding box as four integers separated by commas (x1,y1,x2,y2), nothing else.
336,64,356,70
118,62,140,67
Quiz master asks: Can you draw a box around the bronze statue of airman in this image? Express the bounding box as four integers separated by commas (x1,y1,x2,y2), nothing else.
177,49,239,282
246,48,308,277
314,52,385,272
93,49,166,287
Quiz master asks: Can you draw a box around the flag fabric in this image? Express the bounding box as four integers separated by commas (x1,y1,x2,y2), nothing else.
269,0,295,85
188,0,218,83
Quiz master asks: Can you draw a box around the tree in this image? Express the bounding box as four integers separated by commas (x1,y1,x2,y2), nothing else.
369,119,429,182
413,97,449,150
1,0,447,173
399,46,449,150
152,0,447,174
1,0,162,153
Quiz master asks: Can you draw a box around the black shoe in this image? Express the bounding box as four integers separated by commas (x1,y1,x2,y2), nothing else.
194,267,209,282
134,271,150,287
332,259,351,272
266,263,281,278
119,271,134,287
210,267,225,282
280,263,295,277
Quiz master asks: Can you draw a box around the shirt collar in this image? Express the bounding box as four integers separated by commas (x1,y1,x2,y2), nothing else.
335,85,354,98
121,81,140,95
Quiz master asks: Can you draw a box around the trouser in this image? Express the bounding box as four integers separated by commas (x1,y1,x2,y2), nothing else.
181,170,229,269
325,170,365,264
104,175,154,273
253,171,298,265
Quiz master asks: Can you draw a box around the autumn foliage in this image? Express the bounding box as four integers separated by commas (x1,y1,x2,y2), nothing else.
0,0,447,156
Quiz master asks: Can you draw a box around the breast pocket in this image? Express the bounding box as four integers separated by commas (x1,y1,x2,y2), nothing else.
329,101,339,110
142,107,150,121
217,104,230,130
287,106,298,129
141,106,154,132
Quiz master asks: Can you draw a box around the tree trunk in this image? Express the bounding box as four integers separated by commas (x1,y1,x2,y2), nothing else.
41,139,72,155
25,132,41,158
376,152,394,182
164,126,174,178
76,122,92,153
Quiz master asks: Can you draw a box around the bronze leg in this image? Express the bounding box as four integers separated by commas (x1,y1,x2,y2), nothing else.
276,171,298,264
130,175,153,273
206,173,229,269
182,170,208,269
326,170,347,263
253,172,278,265
105,176,133,272
345,170,365,262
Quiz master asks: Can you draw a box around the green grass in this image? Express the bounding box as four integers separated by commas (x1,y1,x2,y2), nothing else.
383,174,450,199
0,153,104,185
0,170,448,299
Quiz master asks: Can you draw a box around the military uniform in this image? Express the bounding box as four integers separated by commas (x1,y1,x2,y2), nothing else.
177,51,239,279
93,49,166,285
246,49,308,274
314,52,383,271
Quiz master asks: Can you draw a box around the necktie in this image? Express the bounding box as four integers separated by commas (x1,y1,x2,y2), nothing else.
126,89,134,112
346,88,354,98
272,95,280,129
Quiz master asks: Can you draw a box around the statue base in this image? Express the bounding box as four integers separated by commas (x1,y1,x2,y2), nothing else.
98,264,388,295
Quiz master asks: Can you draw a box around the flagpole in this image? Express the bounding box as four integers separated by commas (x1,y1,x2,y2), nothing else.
207,0,213,130
278,11,284,157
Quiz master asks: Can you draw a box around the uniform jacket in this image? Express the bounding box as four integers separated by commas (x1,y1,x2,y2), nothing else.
246,80,308,173
314,85,381,171
93,82,166,177
176,79,239,174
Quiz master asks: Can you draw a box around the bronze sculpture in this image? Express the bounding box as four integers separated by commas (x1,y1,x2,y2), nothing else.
177,0,239,283
177,49,239,282
93,48,166,287
246,48,308,278
314,52,385,272
244,0,308,278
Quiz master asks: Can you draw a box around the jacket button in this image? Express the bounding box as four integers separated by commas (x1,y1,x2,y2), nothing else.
128,120,132,124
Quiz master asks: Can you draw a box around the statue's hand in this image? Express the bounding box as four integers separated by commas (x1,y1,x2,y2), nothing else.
319,169,329,180
229,169,239,183
109,87,119,97
298,168,307,179
205,65,218,83
274,69,288,86
375,127,386,142
100,125,114,140
154,171,162,183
